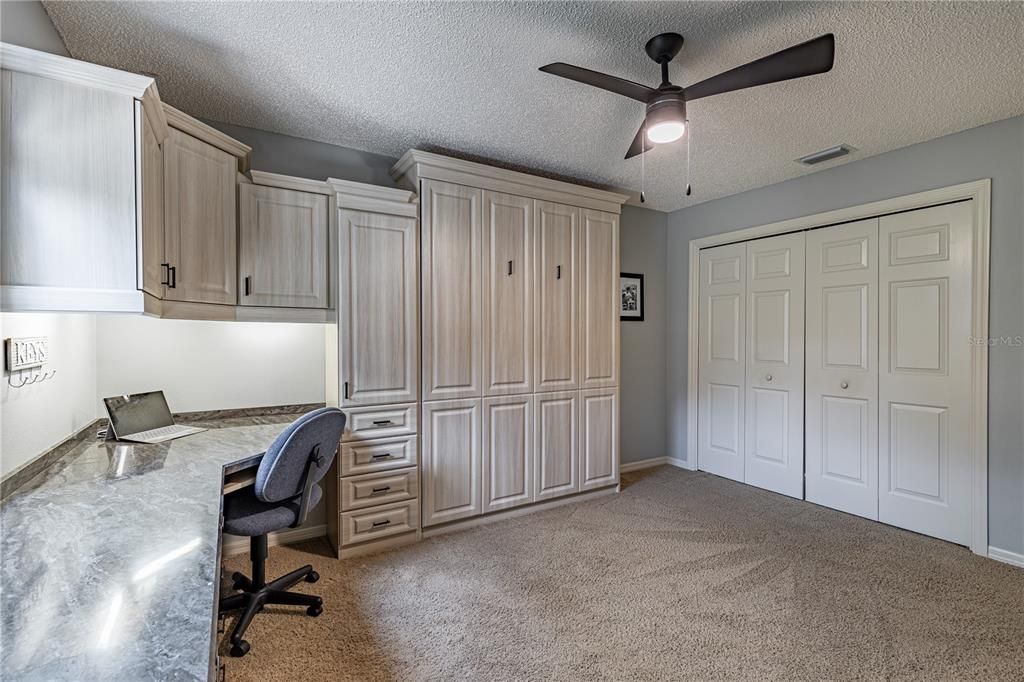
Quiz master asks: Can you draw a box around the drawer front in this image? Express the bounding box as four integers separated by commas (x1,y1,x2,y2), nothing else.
341,499,419,545
341,435,418,476
343,403,418,442
341,467,419,511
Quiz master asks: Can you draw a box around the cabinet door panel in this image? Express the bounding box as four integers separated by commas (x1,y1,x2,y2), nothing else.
339,209,419,406
534,201,579,392
534,391,578,500
239,184,328,308
580,209,619,389
163,127,237,304
482,395,534,512
482,191,533,395
580,388,619,490
422,399,481,526
422,180,482,400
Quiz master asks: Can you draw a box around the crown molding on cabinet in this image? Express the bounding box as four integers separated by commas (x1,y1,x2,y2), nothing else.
391,149,630,214
162,103,252,172
328,177,419,218
249,170,333,195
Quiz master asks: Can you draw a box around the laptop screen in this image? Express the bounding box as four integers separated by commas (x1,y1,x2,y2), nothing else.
104,391,175,437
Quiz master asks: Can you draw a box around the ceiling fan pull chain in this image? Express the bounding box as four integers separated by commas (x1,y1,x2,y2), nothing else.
640,119,647,203
685,118,692,197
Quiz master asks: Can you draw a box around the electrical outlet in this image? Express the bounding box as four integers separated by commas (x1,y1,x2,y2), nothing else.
5,337,49,372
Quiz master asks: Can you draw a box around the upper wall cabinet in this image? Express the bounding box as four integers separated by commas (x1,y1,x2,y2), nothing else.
239,183,329,308
0,45,156,312
162,126,239,306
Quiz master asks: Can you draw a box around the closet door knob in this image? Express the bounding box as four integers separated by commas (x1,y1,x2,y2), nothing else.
840,381,849,390
765,374,773,382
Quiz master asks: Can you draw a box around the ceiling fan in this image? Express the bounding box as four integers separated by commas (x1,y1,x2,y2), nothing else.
539,33,835,159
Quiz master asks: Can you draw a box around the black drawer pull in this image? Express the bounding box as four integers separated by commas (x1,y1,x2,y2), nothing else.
371,486,391,495
160,263,170,286
371,452,392,460
244,275,251,296
372,519,391,528
507,260,513,276
372,419,394,426
556,264,562,279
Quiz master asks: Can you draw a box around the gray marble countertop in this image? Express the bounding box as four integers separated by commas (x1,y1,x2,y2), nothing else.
0,417,299,681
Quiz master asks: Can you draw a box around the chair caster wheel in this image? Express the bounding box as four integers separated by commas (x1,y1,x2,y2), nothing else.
230,640,250,657
307,604,323,617
230,572,247,591
305,571,320,583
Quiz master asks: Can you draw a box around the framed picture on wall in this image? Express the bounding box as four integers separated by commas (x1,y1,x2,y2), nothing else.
620,272,644,321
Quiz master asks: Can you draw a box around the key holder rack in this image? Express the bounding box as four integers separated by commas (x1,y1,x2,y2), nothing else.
4,337,56,388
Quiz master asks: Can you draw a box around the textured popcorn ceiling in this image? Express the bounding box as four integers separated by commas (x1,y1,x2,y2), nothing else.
45,1,1024,212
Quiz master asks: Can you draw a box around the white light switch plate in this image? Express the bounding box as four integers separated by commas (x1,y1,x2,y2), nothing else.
5,337,49,372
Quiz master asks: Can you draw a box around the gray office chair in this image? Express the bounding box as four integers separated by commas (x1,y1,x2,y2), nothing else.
219,407,346,657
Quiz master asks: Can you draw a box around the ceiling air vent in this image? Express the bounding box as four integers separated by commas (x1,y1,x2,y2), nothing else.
797,144,855,165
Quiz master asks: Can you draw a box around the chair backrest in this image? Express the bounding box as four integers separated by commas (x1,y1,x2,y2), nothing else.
255,407,346,503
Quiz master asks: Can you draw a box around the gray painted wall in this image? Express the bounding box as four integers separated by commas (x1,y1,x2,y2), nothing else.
0,1,69,56
204,120,399,187
619,206,668,465
666,115,1024,554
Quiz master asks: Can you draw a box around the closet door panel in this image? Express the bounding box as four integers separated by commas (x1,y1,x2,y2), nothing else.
482,191,533,396
534,201,580,392
805,219,879,519
878,202,973,545
482,395,534,512
422,180,482,401
422,399,481,526
534,391,578,500
579,209,619,389
697,244,746,482
743,233,805,499
580,388,618,490
338,209,419,406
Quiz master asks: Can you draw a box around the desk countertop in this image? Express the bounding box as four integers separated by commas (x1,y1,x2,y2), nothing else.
0,417,297,681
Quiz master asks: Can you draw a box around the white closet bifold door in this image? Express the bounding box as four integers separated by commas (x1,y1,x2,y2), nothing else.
805,218,879,518
743,232,805,498
697,243,746,482
878,202,973,545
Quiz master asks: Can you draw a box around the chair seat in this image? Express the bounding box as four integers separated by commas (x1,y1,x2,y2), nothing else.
223,484,322,536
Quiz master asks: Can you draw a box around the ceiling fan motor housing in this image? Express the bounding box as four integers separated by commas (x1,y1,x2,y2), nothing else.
646,90,687,127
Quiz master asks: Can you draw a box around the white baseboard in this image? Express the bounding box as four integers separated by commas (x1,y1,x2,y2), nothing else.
988,546,1024,568
619,456,693,473
619,456,668,473
222,524,327,558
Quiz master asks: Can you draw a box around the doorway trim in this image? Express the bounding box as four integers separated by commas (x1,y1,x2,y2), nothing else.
684,179,991,556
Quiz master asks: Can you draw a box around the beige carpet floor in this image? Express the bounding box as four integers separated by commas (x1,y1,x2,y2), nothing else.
220,466,1024,681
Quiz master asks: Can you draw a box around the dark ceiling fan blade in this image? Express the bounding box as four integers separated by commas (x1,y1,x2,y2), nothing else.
539,62,657,103
624,120,652,159
683,33,835,102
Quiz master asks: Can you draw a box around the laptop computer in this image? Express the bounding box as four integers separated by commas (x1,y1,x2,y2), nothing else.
103,391,206,444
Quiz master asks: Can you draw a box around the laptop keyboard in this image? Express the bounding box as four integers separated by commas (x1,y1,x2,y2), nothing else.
126,424,201,442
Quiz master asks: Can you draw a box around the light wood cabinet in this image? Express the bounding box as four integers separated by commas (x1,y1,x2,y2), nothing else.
1,66,142,311
580,388,619,490
422,399,482,526
239,184,328,308
421,180,483,400
139,106,166,299
534,390,579,501
338,209,419,406
163,127,238,305
580,209,620,389
534,200,580,392
482,191,534,396
482,395,534,512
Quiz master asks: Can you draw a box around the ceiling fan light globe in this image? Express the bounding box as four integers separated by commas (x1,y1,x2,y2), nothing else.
646,120,685,144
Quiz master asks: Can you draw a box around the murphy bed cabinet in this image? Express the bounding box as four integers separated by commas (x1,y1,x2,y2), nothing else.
392,150,627,534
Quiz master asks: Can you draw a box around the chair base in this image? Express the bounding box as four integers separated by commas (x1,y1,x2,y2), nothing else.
219,535,323,657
